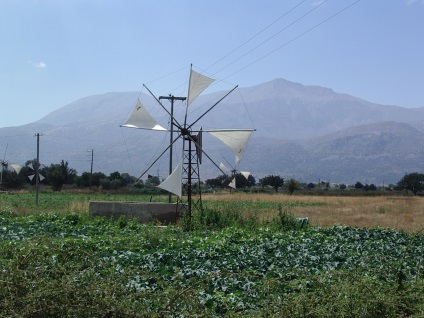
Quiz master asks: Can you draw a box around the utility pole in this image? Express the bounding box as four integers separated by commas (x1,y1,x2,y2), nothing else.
90,149,93,188
34,133,43,206
159,95,186,203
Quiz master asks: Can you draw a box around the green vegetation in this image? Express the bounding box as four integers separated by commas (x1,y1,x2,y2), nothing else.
3,157,424,197
45,160,77,191
0,193,423,317
396,172,424,195
259,175,284,192
286,178,301,195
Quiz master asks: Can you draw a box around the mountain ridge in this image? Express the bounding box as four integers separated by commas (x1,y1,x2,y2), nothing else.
2,78,424,184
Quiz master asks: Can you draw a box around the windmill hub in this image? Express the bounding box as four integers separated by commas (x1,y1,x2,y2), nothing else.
181,127,191,136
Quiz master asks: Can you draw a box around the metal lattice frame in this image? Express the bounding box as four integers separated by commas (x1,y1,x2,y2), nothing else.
177,131,202,218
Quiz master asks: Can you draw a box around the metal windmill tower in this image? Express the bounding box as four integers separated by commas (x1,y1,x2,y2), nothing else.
121,66,255,217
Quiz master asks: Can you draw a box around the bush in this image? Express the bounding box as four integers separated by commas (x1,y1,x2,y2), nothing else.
274,205,307,230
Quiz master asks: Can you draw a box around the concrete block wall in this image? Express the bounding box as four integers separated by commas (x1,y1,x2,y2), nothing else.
89,201,182,224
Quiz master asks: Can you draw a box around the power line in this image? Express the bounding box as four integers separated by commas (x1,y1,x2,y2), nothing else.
155,1,361,95
206,0,310,72
211,0,329,77
120,1,333,95
212,0,361,79
221,0,362,81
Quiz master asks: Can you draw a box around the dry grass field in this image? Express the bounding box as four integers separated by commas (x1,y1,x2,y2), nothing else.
2,191,423,232
203,193,424,233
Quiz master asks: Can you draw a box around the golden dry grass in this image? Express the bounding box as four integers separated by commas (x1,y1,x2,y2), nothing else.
202,193,424,233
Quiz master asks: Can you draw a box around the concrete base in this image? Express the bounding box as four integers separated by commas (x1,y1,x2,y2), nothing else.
89,201,183,224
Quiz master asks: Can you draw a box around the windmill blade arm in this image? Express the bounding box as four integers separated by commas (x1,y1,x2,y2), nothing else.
136,133,182,182
204,128,256,133
188,85,238,130
2,144,8,162
219,162,231,175
223,157,234,169
186,133,229,177
143,84,184,130
120,124,167,131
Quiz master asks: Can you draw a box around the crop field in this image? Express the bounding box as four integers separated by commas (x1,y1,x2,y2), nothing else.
0,191,423,317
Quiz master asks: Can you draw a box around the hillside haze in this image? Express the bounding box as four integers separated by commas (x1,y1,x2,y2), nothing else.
2,78,424,185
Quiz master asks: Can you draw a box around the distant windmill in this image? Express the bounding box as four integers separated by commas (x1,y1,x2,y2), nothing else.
121,65,255,216
27,162,45,183
0,145,23,188
219,156,251,190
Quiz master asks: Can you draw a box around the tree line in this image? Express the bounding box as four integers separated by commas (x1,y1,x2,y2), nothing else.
2,159,424,195
1,160,137,191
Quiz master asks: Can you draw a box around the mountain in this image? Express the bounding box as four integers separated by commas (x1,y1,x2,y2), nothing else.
247,121,424,184
1,78,424,185
236,79,424,139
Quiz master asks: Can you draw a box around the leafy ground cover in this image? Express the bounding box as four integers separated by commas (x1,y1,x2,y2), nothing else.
0,192,322,214
0,205,423,317
0,192,158,212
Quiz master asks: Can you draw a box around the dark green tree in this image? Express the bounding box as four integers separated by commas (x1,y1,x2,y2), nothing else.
120,173,136,186
76,172,91,187
259,175,284,192
397,172,424,195
146,175,160,186
91,172,107,187
45,160,77,191
232,173,255,189
355,182,364,190
205,175,229,189
77,172,108,188
109,171,125,189
246,174,256,188
109,171,122,181
99,178,111,190
286,178,301,195
364,183,377,191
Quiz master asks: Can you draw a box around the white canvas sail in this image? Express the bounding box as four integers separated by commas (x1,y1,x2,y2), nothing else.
157,159,183,197
10,164,23,174
28,174,45,182
241,171,250,180
207,129,254,163
121,99,166,131
228,177,236,189
187,69,215,106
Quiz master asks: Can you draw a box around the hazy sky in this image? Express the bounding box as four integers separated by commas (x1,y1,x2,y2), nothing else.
1,0,423,128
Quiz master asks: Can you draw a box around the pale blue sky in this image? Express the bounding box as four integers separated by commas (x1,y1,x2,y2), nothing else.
1,0,423,128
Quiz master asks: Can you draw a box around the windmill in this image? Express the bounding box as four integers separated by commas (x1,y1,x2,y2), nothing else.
0,145,23,189
26,162,45,184
121,66,255,217
218,156,252,190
